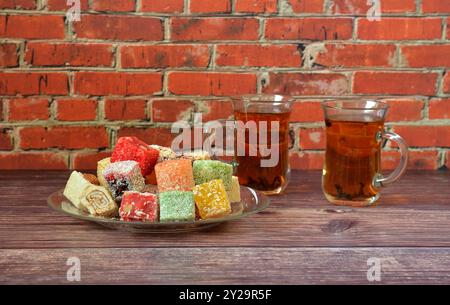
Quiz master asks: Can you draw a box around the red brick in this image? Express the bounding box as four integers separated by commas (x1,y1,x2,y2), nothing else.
353,72,438,95
8,98,49,121
0,129,13,150
92,0,135,12
74,15,163,41
121,45,210,68
381,151,401,170
422,0,450,13
393,126,450,148
169,72,257,96
104,99,147,121
444,73,450,94
0,101,2,121
401,45,450,68
19,126,109,150
290,151,324,170
331,0,416,14
288,0,324,13
407,151,440,170
25,42,113,67
358,18,442,40
0,43,19,67
429,98,450,120
74,72,162,96
235,0,277,13
171,17,259,41
198,100,233,121
0,72,68,96
383,99,424,122
0,15,65,39
382,150,440,170
315,44,396,68
56,99,97,121
0,152,68,170
47,0,89,10
190,0,231,13
299,127,325,150
216,44,301,67
291,101,324,122
71,151,112,171
0,0,36,9
141,0,184,13
265,18,353,40
262,73,348,96
118,127,175,147
152,99,194,122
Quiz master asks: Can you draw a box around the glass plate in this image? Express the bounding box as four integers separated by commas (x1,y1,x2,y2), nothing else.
47,186,270,233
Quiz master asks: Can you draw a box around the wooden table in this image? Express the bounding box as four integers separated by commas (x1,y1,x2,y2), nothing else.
0,170,449,284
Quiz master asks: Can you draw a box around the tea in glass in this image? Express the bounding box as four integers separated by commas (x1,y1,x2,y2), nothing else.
322,101,408,207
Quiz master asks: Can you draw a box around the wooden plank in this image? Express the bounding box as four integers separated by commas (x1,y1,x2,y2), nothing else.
1,247,449,284
0,171,449,249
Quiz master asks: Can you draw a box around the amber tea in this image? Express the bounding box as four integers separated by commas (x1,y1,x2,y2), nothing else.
322,101,408,207
323,116,384,204
233,96,292,195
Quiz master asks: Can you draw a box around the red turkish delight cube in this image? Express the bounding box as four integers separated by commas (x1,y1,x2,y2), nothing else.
119,191,159,222
111,137,159,176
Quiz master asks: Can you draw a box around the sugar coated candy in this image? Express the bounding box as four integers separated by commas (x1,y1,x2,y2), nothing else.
228,176,241,203
193,160,233,190
119,191,159,222
150,144,177,162
97,157,111,189
155,159,195,193
181,150,211,161
193,179,231,219
103,160,145,202
63,171,117,216
111,137,159,176
159,191,195,222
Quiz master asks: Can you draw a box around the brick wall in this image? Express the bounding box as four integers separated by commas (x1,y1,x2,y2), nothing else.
0,0,449,170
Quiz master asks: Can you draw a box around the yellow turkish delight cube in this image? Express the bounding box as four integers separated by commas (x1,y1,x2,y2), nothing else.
227,176,241,203
192,179,231,219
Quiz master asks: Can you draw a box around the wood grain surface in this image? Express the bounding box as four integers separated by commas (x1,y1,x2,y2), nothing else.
0,170,449,284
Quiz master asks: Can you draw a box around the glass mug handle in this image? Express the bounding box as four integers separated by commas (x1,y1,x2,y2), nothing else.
375,131,409,187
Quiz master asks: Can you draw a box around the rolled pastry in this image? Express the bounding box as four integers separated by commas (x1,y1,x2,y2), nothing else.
63,171,117,216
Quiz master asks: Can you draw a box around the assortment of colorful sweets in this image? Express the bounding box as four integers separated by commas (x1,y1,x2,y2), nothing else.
63,137,241,223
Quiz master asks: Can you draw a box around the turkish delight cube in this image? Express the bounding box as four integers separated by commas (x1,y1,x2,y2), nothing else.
103,160,145,202
97,157,111,189
150,144,177,162
119,191,159,222
155,159,195,193
227,176,241,203
159,191,195,222
193,160,233,190
193,179,231,219
111,137,159,176
181,150,211,161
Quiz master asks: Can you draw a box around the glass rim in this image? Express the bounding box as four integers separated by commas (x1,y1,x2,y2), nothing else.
322,100,389,111
231,94,294,104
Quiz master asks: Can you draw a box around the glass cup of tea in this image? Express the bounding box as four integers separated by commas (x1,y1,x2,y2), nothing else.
232,95,293,195
322,100,408,207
